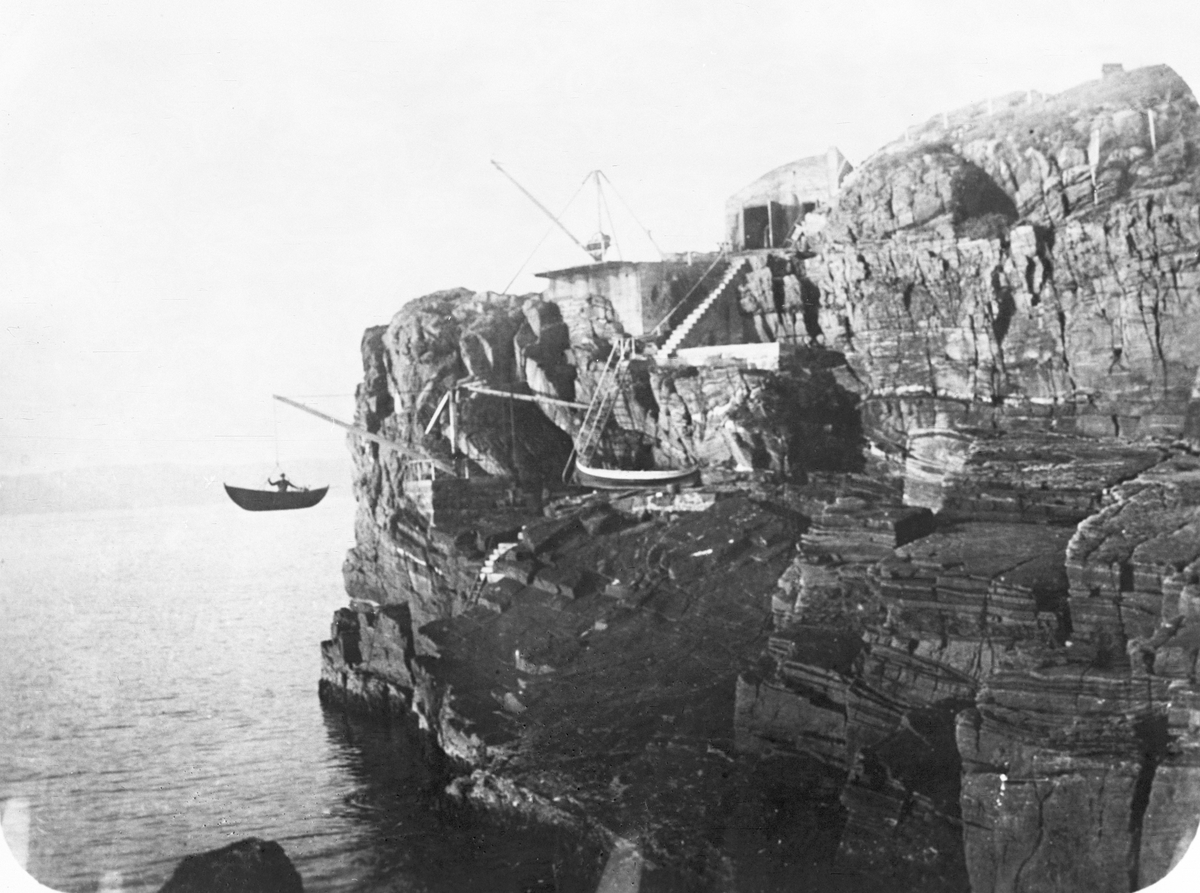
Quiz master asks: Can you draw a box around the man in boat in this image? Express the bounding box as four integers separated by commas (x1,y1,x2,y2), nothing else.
267,472,305,492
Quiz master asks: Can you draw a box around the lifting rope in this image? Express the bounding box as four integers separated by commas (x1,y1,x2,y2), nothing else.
598,170,665,260
499,172,591,295
493,163,664,293
493,159,594,257
597,173,623,261
271,398,282,477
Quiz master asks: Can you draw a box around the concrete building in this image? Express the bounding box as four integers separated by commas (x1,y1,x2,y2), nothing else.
725,147,852,250
534,255,716,337
534,148,851,357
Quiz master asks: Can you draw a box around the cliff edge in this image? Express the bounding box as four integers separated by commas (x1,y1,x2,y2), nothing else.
319,65,1200,892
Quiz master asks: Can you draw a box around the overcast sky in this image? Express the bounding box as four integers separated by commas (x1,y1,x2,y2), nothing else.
1,0,1197,475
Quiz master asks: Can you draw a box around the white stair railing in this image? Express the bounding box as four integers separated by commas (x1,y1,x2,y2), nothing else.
659,258,748,356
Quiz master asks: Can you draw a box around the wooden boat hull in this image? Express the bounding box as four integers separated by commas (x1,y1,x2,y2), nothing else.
574,464,700,490
224,484,329,511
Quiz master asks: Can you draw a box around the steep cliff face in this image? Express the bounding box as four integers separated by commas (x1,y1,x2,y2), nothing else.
808,65,1200,443
320,65,1200,893
735,65,1200,893
320,281,868,877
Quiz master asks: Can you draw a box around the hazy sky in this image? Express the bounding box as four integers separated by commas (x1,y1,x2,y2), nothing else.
2,0,1197,475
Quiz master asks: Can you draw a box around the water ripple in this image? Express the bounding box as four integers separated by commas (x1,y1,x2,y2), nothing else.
1,499,574,893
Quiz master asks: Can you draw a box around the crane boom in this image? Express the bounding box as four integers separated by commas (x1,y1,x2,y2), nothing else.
491,160,595,261
273,394,456,476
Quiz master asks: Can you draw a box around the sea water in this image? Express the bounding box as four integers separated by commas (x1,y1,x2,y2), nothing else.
0,498,570,893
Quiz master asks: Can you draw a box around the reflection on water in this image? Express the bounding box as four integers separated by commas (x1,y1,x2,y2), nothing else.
317,710,604,893
0,500,599,893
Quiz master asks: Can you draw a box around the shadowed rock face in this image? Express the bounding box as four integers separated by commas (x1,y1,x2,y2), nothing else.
828,144,1018,242
321,65,1200,892
348,287,863,489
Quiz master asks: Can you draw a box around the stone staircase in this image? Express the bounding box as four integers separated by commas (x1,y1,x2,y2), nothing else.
467,540,520,602
658,258,748,357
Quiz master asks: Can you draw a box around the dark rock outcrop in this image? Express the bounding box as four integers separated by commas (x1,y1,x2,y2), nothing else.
158,838,303,893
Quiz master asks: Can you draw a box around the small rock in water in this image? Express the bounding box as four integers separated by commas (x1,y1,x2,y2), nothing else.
158,838,303,893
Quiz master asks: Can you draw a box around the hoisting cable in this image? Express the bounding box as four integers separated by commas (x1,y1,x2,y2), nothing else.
271,398,282,475
492,160,595,261
599,170,666,259
599,177,623,261
500,173,590,295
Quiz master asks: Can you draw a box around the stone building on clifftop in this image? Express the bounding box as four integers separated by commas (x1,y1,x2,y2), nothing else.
531,148,853,370
725,146,853,250
533,255,716,338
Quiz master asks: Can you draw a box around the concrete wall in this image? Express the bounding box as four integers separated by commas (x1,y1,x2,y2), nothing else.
676,282,752,350
637,259,716,333
541,263,646,334
539,258,716,337
671,342,783,370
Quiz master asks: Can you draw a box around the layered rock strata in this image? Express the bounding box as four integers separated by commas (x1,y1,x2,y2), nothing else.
805,65,1200,443
319,65,1200,893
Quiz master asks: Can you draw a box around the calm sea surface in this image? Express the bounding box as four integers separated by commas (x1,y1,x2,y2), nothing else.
0,498,574,893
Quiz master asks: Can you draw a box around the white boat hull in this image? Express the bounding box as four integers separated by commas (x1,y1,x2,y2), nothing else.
574,463,700,490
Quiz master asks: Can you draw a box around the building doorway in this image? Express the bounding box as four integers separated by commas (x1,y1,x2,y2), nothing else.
741,202,795,249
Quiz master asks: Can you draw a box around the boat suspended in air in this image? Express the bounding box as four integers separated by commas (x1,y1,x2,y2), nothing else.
223,483,328,512
492,164,700,492
224,397,337,511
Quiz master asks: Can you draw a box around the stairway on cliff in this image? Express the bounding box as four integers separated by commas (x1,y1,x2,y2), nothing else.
467,540,520,603
658,257,749,357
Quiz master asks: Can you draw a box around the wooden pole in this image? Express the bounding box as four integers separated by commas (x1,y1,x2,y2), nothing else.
508,388,518,485
595,170,604,260
273,394,456,476
423,390,452,436
461,382,589,409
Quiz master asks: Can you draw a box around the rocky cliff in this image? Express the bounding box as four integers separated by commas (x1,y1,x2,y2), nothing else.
808,65,1200,443
319,65,1200,892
